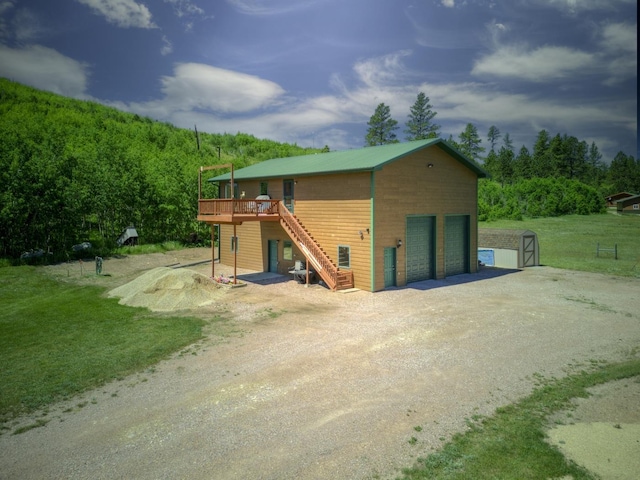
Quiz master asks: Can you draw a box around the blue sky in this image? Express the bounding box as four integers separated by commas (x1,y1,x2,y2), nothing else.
0,0,636,160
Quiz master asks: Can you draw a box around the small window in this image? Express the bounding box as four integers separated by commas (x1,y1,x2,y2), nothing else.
283,240,293,260
338,245,350,268
260,182,268,196
230,236,239,252
634,204,639,210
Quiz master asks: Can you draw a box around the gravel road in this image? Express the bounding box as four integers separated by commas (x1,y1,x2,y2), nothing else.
1,250,639,479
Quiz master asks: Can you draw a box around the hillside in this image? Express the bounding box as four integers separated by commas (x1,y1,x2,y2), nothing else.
0,79,321,259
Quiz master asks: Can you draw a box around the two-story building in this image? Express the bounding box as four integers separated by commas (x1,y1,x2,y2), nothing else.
197,138,487,292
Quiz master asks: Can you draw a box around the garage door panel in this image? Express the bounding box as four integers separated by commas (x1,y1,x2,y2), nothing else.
445,216,469,276
406,216,434,283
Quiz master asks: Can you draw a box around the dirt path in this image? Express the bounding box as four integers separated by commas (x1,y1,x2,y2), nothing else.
1,250,639,479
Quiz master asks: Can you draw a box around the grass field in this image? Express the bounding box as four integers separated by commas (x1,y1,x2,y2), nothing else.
0,265,205,428
480,212,640,278
399,358,640,480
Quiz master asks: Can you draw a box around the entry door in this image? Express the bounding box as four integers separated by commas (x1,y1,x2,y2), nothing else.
283,179,294,213
384,247,396,288
268,240,278,273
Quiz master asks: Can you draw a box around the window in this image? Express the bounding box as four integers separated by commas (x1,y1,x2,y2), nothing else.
224,182,239,199
338,245,350,268
230,236,239,252
283,240,293,260
260,182,268,196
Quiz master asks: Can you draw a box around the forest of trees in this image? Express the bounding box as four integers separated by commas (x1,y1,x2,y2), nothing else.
365,94,640,221
0,79,321,260
2,79,638,261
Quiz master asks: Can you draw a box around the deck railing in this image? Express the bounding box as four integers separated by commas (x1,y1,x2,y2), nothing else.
198,199,280,216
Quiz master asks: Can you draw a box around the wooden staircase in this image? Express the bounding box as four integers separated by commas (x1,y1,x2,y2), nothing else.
278,203,354,291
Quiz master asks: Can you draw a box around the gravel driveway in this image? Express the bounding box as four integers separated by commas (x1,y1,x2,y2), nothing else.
1,251,639,479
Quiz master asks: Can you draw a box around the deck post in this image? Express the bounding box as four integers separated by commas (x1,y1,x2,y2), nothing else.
211,225,215,278
233,223,237,284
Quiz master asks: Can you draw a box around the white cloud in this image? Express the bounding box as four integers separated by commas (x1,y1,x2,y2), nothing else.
161,35,173,56
0,44,89,97
224,0,324,15
533,0,635,14
600,22,637,85
0,0,15,39
120,63,285,119
600,22,636,53
441,0,455,7
352,50,412,88
164,0,205,18
471,45,596,82
75,0,156,28
13,8,47,42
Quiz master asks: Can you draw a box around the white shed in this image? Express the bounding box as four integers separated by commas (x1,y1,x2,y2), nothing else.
478,229,539,269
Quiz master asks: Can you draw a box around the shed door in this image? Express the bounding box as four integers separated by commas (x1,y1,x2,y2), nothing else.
445,216,469,276
522,235,536,267
406,216,435,283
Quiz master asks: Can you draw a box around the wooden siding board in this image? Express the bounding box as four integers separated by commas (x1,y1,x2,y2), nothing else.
294,172,372,290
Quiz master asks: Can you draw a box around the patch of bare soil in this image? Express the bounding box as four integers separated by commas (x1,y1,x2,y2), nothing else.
546,377,640,480
2,250,639,480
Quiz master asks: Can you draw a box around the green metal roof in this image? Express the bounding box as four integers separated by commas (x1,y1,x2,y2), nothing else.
208,138,487,182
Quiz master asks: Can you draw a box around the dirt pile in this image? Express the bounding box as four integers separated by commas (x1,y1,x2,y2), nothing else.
108,267,224,311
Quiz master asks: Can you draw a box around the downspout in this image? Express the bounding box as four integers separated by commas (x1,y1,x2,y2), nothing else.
370,171,376,292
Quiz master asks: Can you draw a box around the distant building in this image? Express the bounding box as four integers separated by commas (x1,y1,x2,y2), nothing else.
605,192,634,208
616,194,640,214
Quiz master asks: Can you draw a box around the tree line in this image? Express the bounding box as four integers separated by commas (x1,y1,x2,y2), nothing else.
365,94,640,219
0,79,320,260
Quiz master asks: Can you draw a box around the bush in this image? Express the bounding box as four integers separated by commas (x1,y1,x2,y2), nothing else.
479,178,605,221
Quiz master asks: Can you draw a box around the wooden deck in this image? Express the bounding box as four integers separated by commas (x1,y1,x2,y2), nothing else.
197,199,280,224
197,198,354,291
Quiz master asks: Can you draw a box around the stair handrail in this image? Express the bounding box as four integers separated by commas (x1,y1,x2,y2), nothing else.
278,202,339,289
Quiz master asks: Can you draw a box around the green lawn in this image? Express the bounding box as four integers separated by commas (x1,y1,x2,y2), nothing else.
399,359,640,480
480,213,640,278
0,266,205,426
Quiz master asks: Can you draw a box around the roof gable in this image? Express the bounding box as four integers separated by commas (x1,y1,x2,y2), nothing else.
208,138,487,182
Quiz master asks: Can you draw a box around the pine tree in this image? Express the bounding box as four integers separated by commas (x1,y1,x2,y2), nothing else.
487,125,501,152
585,142,604,186
365,103,399,146
532,130,552,177
514,145,533,179
493,134,515,185
405,92,439,141
458,123,485,162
